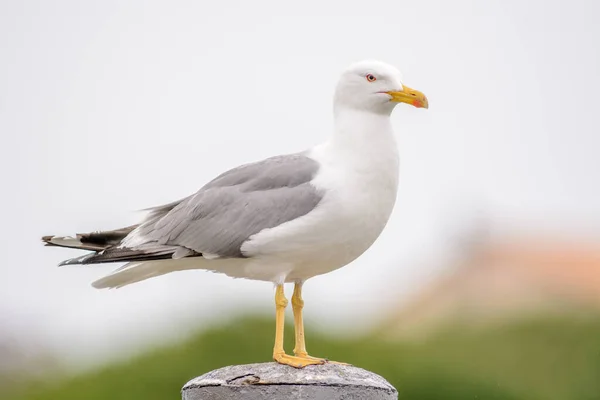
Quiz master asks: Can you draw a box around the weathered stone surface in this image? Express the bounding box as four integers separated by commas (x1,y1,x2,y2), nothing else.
182,362,397,400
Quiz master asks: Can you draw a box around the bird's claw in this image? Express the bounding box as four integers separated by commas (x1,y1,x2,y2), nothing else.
274,353,326,368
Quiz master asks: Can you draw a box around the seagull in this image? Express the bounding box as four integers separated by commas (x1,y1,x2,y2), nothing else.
42,60,428,368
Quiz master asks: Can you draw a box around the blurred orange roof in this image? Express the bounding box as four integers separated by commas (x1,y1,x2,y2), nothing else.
482,237,600,303
381,235,600,337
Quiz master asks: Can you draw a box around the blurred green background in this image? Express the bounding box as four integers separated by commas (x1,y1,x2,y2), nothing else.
3,313,600,400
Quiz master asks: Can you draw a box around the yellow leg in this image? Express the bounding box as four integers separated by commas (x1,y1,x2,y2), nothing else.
291,282,350,365
272,284,324,368
291,283,324,361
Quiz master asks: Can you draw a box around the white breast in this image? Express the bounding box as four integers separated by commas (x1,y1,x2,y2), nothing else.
241,112,400,283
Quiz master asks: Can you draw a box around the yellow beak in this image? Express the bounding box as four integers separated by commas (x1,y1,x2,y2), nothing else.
386,85,429,109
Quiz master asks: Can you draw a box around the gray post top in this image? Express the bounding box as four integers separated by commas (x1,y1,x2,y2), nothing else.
182,362,398,400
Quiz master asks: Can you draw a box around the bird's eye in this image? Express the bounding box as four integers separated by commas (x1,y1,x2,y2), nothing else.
366,74,377,82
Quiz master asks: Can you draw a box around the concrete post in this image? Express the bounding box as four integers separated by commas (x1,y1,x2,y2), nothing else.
182,362,398,400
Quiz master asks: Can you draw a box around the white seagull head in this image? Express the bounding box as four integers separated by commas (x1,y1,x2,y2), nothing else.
334,59,428,115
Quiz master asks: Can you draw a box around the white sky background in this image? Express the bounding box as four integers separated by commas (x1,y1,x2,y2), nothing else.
1,0,599,368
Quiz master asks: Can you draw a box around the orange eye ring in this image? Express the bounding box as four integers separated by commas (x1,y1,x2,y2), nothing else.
366,74,377,82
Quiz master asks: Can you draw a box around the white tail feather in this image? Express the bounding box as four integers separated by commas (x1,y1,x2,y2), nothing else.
91,257,249,289
92,259,189,289
90,256,229,289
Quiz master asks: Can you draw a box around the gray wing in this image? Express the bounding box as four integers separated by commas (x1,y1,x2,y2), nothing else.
133,153,323,258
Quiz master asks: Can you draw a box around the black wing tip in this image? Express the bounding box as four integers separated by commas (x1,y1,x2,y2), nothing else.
58,253,97,267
